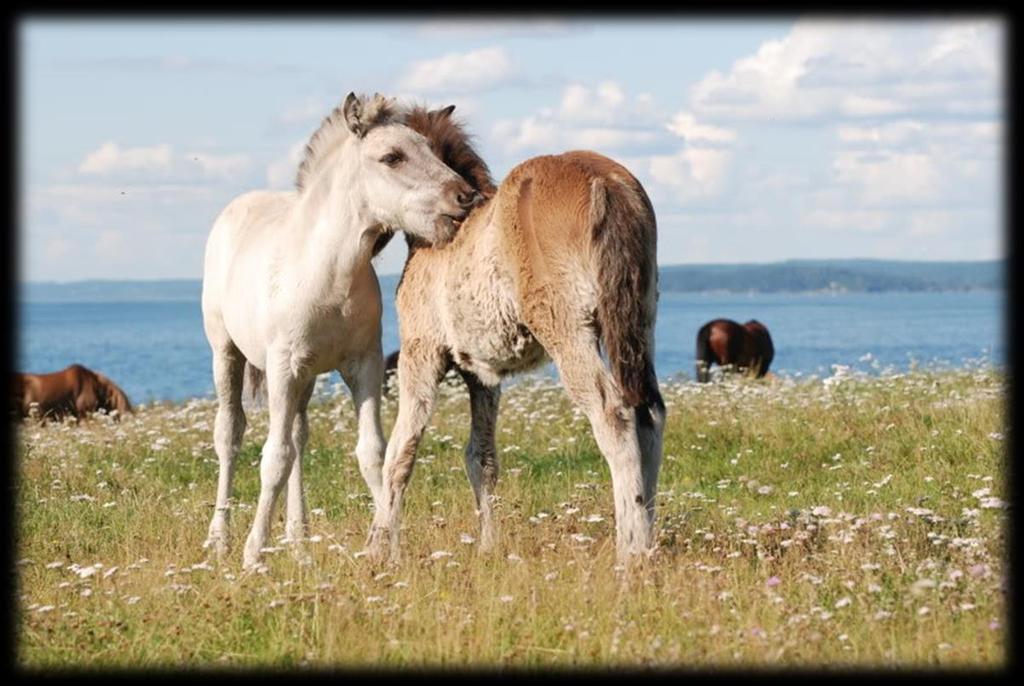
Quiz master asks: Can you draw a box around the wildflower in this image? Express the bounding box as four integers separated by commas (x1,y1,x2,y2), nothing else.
765,576,781,588
835,597,851,609
76,564,101,579
430,550,453,560
911,579,936,596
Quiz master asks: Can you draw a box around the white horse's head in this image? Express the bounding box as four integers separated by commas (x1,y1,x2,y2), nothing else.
342,93,478,246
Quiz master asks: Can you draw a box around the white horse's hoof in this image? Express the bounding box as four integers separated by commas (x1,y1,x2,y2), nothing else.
203,535,230,559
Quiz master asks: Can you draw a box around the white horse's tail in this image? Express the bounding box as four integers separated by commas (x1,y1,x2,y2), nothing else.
243,363,267,406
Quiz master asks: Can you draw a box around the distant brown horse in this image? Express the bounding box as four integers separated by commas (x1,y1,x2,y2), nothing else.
695,319,774,382
11,364,133,422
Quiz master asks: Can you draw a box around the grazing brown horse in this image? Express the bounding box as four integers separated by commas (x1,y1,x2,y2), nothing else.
695,319,774,382
12,364,133,422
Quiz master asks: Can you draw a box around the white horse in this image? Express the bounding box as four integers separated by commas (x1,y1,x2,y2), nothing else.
201,92,478,569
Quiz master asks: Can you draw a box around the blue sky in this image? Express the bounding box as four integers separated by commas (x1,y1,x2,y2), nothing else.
20,17,1004,281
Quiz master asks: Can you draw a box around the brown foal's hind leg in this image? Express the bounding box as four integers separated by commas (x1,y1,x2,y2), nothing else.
529,317,651,562
366,341,448,564
458,369,501,552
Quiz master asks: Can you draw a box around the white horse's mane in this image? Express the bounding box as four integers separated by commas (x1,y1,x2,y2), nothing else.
295,93,402,193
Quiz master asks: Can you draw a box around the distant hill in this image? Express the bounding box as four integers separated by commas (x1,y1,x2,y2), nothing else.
20,259,1002,302
657,259,1003,293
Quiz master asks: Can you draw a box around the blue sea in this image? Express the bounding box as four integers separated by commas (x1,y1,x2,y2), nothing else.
17,290,1005,404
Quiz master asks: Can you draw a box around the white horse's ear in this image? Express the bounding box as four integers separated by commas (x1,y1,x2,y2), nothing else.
343,92,366,138
438,104,456,118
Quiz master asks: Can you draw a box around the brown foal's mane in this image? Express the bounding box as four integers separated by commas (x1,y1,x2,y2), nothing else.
372,104,496,258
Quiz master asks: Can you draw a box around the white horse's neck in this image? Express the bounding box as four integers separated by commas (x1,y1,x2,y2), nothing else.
291,141,382,299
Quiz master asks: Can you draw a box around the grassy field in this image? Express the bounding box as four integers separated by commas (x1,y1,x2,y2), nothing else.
14,367,1007,669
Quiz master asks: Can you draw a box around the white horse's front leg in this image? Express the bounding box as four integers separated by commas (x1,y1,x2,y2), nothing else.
339,353,386,511
204,343,246,560
243,359,304,570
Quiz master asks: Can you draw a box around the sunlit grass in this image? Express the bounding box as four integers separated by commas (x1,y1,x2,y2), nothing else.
15,367,1007,668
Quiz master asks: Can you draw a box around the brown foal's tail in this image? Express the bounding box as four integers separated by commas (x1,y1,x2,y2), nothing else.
95,372,133,418
590,172,664,425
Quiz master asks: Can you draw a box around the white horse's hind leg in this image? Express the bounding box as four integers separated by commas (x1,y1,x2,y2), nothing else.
284,379,315,547
204,343,247,559
339,353,386,511
242,360,304,570
458,369,501,552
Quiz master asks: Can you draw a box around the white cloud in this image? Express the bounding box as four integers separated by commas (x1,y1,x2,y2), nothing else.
276,96,334,127
690,19,1002,122
186,152,251,180
837,120,999,149
77,142,253,183
647,147,733,201
79,142,174,175
491,81,669,155
266,140,307,190
799,208,892,233
24,182,230,280
833,150,942,204
492,116,661,155
665,111,737,144
398,47,515,94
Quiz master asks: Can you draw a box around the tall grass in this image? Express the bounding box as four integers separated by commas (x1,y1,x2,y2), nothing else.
15,368,1007,668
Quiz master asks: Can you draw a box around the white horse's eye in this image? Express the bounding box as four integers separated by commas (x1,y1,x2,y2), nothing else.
380,150,405,167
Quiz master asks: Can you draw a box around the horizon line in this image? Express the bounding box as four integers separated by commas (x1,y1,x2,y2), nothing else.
18,256,1005,285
